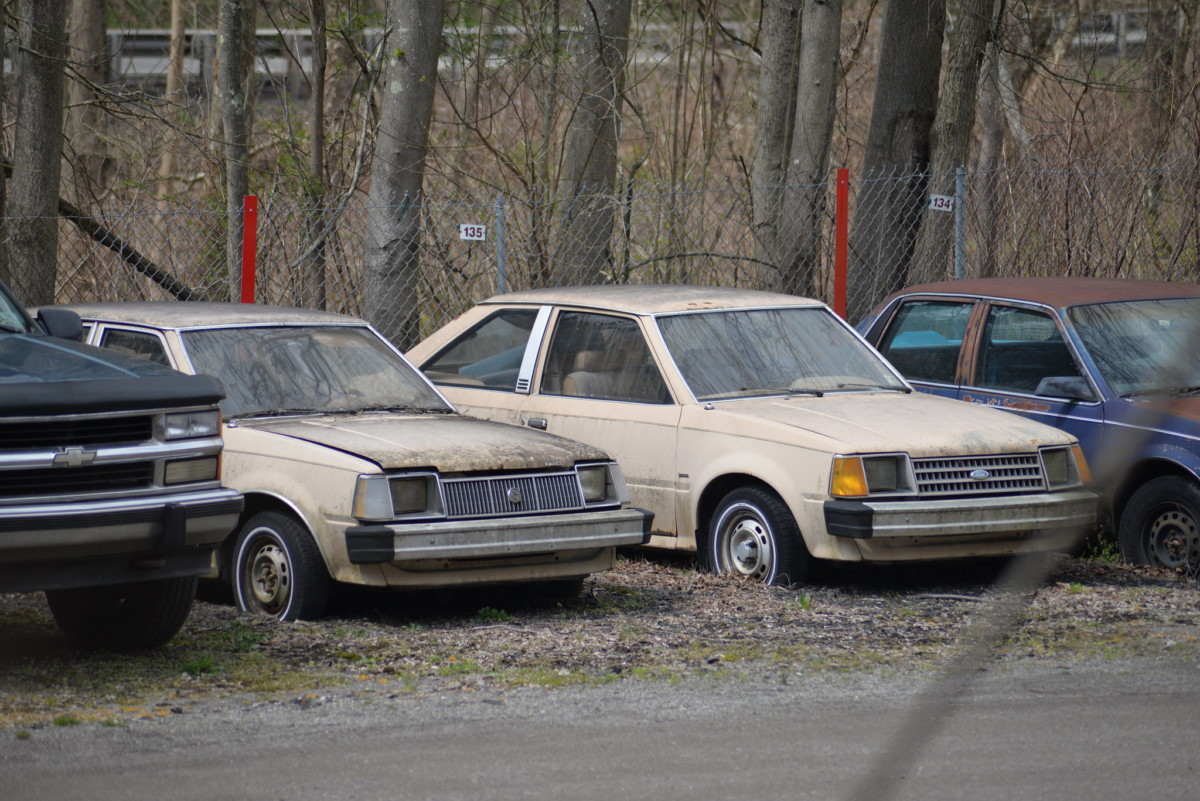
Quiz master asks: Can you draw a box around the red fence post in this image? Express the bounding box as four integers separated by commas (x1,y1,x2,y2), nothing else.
241,195,258,303
834,169,849,319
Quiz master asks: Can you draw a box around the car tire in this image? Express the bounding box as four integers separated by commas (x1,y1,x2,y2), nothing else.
45,576,198,651
708,486,809,586
1118,476,1200,572
232,511,330,621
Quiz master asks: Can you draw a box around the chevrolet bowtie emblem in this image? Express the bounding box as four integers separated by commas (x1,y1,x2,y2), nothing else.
52,446,97,468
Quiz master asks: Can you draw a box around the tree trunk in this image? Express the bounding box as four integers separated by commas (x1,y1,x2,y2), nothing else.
0,0,8,285
553,0,633,285
7,0,67,305
750,0,802,291
781,0,842,299
847,0,944,322
364,0,446,348
1142,1,1187,216
157,0,187,201
908,0,997,285
219,0,255,300
66,0,109,204
974,41,1004,279
304,0,328,310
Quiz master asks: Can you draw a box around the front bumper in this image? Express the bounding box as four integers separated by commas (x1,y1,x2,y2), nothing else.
344,507,653,565
823,489,1099,540
0,487,244,592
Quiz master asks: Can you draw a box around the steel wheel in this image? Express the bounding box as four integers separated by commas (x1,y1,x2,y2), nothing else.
707,486,809,586
232,511,329,621
1119,476,1200,572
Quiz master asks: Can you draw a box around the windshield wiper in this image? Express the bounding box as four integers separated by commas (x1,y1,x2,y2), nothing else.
1123,386,1200,399
834,382,912,393
753,387,825,397
230,408,323,419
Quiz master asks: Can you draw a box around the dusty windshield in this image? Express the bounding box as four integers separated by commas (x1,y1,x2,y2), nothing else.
0,287,31,333
182,325,451,418
657,306,906,401
1070,298,1200,397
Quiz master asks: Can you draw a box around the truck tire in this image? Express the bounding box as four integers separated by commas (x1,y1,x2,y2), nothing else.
232,511,329,621
45,575,198,650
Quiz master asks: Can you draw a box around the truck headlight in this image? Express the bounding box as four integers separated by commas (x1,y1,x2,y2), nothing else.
164,410,221,440
164,457,218,484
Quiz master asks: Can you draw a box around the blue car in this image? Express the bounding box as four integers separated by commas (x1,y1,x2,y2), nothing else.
859,276,1200,571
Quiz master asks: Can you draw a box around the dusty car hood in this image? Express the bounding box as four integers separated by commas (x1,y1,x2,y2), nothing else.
706,391,1074,455
236,412,609,471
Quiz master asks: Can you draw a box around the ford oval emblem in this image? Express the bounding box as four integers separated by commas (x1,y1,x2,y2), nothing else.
969,469,991,480
506,487,524,505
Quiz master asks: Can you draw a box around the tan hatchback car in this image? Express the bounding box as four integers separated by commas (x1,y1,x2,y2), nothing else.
45,302,651,620
409,285,1100,585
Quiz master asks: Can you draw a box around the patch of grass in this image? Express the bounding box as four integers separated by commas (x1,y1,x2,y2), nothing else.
180,655,219,675
476,607,512,624
15,730,31,740
436,658,481,677
52,714,81,727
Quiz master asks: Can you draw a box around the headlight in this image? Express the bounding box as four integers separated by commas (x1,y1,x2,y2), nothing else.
164,457,218,484
577,465,610,502
1041,445,1090,487
164,410,221,440
831,455,910,497
353,473,442,522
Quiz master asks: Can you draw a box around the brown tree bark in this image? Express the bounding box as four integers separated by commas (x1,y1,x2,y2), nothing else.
553,0,634,285
364,0,446,348
219,0,256,300
6,0,68,305
908,0,998,285
847,0,944,322
66,0,109,203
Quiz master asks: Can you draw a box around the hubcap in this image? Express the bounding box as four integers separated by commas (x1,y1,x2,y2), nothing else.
245,537,290,615
1147,505,1200,572
719,507,774,581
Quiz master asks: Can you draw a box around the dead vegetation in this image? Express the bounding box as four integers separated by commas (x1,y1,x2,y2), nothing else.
1,553,1197,730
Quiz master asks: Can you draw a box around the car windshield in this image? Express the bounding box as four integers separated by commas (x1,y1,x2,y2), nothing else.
1070,297,1200,398
181,325,451,418
0,287,31,333
657,306,907,401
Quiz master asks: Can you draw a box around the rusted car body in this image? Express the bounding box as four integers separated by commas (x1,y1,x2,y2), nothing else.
859,276,1200,570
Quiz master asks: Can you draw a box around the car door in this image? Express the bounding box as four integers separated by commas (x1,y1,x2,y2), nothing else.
958,302,1105,459
871,298,976,400
517,310,682,539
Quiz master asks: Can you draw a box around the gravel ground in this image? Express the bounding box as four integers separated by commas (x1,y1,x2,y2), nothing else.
1,552,1197,730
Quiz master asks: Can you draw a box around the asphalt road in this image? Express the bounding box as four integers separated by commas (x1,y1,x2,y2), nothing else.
2,656,1196,801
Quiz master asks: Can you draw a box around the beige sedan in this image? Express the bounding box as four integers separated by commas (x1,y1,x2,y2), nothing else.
409,285,1100,585
46,302,651,620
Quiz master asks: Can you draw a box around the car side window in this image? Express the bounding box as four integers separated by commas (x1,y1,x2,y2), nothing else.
421,309,538,391
875,300,973,385
99,328,171,367
976,306,1083,394
542,312,671,403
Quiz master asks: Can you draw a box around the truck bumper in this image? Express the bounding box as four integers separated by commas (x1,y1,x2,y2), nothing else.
823,489,1099,541
0,488,244,592
344,507,654,565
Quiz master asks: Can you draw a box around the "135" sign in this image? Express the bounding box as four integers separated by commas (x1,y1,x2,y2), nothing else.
459,223,487,241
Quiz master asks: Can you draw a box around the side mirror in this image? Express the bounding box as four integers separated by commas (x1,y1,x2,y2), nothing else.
36,308,84,341
1035,375,1096,402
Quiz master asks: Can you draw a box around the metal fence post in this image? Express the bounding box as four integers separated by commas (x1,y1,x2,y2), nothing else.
241,194,258,303
495,194,507,294
954,167,965,280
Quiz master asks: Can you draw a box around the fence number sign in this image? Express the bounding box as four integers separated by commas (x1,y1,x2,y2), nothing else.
928,194,954,212
459,223,487,241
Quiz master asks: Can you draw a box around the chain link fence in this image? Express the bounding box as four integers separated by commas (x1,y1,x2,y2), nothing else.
33,155,1200,347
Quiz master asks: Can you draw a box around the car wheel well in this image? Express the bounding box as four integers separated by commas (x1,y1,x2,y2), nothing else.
695,475,780,555
218,493,309,583
1111,460,1200,525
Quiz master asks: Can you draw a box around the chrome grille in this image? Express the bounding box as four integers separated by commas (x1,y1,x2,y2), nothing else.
0,463,156,498
913,454,1044,496
0,416,154,450
442,471,583,518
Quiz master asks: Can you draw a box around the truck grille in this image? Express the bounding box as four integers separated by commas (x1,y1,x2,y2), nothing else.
442,472,583,518
0,463,156,498
913,454,1044,496
0,416,154,450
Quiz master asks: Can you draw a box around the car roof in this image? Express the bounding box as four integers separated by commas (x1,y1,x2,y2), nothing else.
887,277,1200,308
478,284,823,315
43,301,364,330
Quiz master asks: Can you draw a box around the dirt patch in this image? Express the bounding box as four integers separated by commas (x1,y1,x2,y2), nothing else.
2,553,1197,729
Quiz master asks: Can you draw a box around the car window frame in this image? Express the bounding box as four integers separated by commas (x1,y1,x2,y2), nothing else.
538,308,673,405
873,297,978,388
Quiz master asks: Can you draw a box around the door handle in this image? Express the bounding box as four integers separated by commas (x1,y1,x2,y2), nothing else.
523,417,548,430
